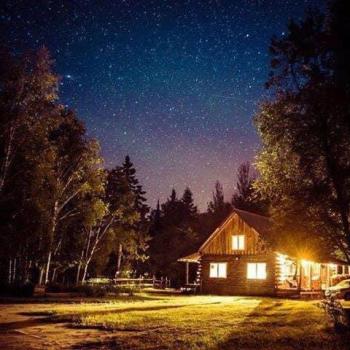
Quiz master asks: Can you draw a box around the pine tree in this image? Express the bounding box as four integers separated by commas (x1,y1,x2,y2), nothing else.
231,162,268,215
122,155,149,218
182,187,198,218
207,181,230,216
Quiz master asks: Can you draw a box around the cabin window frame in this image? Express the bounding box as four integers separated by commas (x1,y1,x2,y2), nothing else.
247,262,267,280
232,234,245,251
209,262,227,278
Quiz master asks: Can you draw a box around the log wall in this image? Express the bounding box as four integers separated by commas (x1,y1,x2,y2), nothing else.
201,253,277,296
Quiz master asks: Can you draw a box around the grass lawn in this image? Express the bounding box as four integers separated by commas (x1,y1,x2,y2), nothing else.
29,293,348,349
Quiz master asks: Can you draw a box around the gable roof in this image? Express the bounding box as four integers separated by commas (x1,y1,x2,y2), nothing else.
198,208,271,253
178,209,271,263
232,208,271,237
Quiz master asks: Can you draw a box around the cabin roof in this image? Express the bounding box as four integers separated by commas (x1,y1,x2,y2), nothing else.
198,208,271,252
178,208,271,263
232,208,271,237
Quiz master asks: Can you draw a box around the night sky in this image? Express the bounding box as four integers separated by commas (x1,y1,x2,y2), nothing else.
1,0,322,210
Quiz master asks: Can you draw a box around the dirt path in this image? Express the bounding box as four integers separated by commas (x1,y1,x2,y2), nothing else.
0,304,113,349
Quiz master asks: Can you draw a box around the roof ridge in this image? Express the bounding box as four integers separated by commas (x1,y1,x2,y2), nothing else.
232,207,270,219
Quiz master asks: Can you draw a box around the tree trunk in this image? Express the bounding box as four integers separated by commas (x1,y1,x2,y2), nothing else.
81,236,99,283
13,258,16,283
39,267,44,285
44,250,52,285
76,262,82,285
81,260,90,284
52,267,58,283
25,260,32,283
0,126,15,194
8,259,12,284
45,201,58,285
115,244,123,278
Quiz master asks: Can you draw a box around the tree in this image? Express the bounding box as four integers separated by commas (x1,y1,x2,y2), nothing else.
148,187,200,286
255,0,350,261
232,162,268,215
0,47,61,284
76,165,139,283
0,47,59,194
42,109,104,284
182,187,198,218
122,155,149,218
207,181,231,227
118,156,150,275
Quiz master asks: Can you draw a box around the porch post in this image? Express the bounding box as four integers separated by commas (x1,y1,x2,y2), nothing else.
186,262,189,285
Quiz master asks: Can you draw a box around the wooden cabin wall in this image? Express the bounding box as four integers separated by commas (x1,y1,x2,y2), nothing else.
201,252,277,296
200,213,264,255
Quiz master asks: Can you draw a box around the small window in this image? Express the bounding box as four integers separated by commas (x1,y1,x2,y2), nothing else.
210,263,227,278
232,235,245,250
247,263,267,279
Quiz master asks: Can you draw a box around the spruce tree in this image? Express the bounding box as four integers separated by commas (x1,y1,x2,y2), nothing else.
182,187,198,218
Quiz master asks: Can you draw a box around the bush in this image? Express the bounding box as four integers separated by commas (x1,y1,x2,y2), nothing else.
0,282,35,297
45,283,67,293
75,284,138,297
46,282,139,297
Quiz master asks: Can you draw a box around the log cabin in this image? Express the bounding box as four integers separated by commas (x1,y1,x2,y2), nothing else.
178,208,350,296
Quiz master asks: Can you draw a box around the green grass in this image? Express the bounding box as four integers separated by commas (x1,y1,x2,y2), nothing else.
43,294,348,349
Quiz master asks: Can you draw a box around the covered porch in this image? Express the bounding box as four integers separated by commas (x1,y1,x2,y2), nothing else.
178,252,201,292
276,252,350,294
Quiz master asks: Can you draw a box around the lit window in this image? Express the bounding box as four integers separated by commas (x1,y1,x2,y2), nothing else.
247,263,267,279
232,235,245,250
209,263,227,278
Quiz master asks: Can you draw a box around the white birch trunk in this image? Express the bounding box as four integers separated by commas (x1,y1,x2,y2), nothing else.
115,244,123,278
0,126,15,194
8,259,12,284
39,267,44,285
44,250,52,285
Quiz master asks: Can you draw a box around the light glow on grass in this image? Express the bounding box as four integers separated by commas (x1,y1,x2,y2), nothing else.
40,294,348,350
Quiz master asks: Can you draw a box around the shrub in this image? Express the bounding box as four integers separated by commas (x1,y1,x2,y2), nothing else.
46,282,140,297
0,282,35,297
45,283,67,293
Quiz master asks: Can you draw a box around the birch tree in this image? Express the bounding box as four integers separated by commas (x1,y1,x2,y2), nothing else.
42,110,104,284
77,167,139,283
0,47,58,194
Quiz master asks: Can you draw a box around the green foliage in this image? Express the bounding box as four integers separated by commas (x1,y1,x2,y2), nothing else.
0,48,148,289
255,0,350,261
148,187,201,286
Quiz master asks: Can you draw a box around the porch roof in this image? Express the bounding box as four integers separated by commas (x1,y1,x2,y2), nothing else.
178,252,201,263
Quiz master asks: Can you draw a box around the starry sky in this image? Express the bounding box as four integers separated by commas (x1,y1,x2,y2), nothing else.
1,0,323,211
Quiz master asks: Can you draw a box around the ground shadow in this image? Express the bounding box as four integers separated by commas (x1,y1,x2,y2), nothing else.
217,299,350,350
70,339,124,350
0,317,64,331
0,293,165,305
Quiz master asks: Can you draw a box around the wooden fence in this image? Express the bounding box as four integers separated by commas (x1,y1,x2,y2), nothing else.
87,276,171,289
